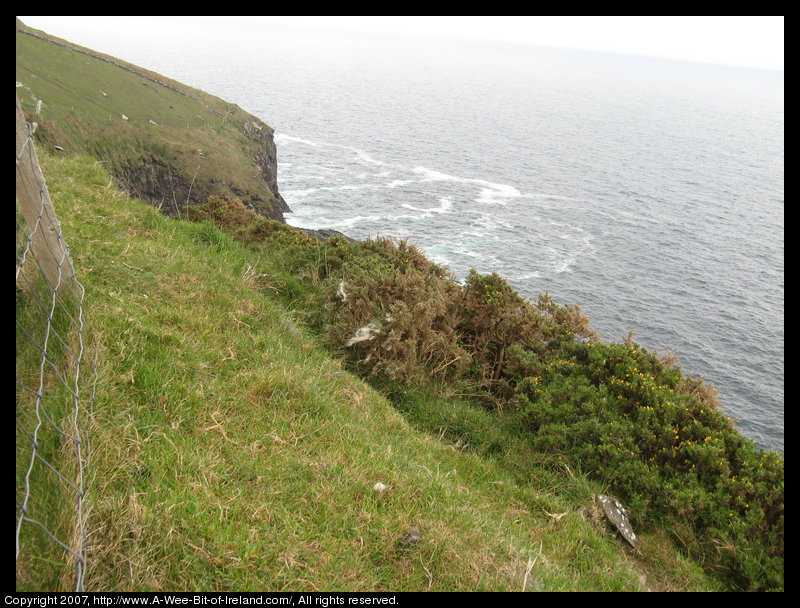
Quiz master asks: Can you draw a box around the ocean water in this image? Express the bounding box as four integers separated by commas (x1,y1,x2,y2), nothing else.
21,18,784,451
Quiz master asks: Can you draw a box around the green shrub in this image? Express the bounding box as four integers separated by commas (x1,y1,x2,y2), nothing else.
457,270,598,401
511,340,783,590
324,238,469,382
186,196,295,245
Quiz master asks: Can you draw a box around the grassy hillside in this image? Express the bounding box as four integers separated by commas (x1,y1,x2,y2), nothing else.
17,153,723,591
16,21,781,592
16,19,287,220
182,200,783,592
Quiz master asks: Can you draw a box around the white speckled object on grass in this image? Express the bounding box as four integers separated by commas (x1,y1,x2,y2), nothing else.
597,494,638,548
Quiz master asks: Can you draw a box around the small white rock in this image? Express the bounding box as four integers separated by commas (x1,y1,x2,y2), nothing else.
372,482,387,493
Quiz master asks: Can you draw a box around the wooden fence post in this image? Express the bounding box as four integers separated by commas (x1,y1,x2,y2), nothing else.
16,94,75,291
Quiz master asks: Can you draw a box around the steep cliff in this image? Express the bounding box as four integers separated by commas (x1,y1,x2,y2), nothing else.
16,19,289,221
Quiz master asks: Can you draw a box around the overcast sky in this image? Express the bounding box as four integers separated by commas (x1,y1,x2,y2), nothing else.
18,16,784,71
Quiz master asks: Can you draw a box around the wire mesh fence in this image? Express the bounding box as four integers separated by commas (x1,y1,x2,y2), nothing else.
16,94,97,592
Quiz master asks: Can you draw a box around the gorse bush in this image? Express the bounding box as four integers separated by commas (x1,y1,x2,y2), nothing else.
186,196,296,245
186,195,783,591
459,270,599,401
321,242,600,393
511,340,784,590
324,237,469,382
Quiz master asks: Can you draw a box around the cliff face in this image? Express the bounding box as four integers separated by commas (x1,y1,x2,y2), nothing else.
243,120,290,221
16,20,290,222
110,116,291,221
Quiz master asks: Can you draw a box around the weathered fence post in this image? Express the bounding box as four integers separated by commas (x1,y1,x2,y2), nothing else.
16,94,75,291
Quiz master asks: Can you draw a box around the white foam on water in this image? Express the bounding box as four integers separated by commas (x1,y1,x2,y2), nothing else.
411,166,523,206
331,214,383,230
552,257,576,273
413,166,458,182
275,133,319,147
539,246,573,274
582,233,598,257
462,230,500,240
321,140,406,170
287,212,383,231
469,212,514,231
285,183,386,200
400,197,452,215
333,184,382,191
354,149,393,167
510,272,542,281
281,138,595,289
475,183,523,205
277,133,406,173
290,174,332,182
436,197,453,211
282,188,321,198
386,179,418,188
284,214,321,229
422,241,506,280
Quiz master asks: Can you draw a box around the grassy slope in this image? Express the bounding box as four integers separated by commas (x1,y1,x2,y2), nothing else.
16,21,283,218
16,21,729,591
29,152,719,592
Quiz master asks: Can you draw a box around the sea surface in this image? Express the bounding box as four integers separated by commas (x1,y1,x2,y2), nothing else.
20,18,784,451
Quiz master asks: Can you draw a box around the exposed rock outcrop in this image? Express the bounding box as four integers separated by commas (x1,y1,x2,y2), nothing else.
300,228,357,243
243,120,291,221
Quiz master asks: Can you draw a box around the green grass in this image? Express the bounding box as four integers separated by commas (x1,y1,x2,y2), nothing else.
15,152,724,591
16,20,283,219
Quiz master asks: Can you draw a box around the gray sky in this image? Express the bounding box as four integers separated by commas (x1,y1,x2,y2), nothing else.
18,16,784,71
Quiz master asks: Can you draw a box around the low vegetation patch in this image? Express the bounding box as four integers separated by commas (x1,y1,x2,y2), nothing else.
186,194,783,591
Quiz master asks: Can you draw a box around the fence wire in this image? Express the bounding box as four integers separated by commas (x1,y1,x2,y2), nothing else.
16,94,96,592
